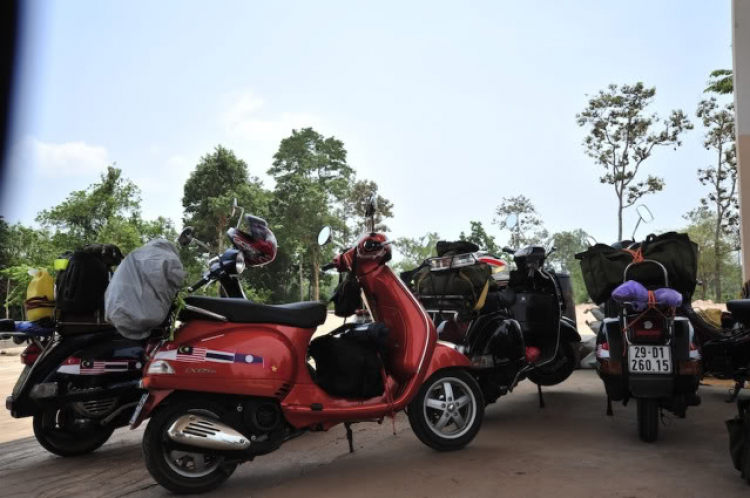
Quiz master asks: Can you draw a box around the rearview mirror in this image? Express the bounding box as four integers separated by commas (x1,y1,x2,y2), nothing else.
317,226,333,247
636,204,654,223
505,213,518,229
365,195,378,217
178,226,195,247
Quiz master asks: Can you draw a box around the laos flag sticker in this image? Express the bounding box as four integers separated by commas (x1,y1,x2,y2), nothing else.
234,353,264,366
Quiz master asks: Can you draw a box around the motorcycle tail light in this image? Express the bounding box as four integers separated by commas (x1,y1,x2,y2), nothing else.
430,253,476,271
631,320,664,344
20,343,42,365
595,342,610,360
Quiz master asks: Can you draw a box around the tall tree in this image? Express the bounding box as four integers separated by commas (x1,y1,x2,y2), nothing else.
460,221,500,254
339,179,394,244
268,128,353,300
548,229,591,304
493,195,548,247
696,97,738,301
183,146,270,253
705,69,733,95
577,83,692,240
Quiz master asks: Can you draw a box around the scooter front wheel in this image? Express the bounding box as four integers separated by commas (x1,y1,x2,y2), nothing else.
408,369,484,451
143,400,239,494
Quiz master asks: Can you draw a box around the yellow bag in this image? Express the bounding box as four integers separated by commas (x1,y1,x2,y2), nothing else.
26,269,55,322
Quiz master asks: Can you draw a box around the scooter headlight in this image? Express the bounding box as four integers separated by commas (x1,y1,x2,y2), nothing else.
235,251,246,274
147,360,175,375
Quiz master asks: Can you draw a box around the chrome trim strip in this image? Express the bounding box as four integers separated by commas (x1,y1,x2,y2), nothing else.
183,305,228,322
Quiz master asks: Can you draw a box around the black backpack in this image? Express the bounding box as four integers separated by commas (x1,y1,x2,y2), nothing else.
56,250,111,315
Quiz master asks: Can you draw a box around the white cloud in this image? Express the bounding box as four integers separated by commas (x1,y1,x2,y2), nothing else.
13,137,110,177
220,90,323,143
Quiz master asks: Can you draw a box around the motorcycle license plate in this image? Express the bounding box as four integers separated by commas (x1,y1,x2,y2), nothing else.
628,345,671,374
129,393,149,426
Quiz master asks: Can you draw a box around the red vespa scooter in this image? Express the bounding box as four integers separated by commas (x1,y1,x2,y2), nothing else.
132,198,484,494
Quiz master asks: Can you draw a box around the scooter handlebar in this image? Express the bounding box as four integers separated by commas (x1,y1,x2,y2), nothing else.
188,276,210,293
321,262,336,272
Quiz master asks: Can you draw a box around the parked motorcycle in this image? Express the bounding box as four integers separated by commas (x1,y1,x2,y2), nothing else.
4,202,259,457
132,197,485,494
404,235,581,407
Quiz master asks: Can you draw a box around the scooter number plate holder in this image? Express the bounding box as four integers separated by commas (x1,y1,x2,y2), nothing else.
129,393,150,425
628,345,672,374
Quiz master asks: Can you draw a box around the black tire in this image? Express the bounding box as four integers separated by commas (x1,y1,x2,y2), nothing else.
528,341,577,387
408,369,484,451
32,407,115,457
143,399,238,494
637,398,660,443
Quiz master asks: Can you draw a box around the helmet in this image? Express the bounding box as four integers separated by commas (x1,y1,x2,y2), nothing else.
227,215,277,267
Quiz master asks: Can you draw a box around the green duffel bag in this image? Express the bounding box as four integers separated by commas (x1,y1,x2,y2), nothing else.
575,244,633,305
414,263,492,312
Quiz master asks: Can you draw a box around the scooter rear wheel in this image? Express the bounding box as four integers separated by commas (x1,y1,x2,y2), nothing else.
408,369,484,451
32,406,115,457
143,400,239,494
637,398,660,443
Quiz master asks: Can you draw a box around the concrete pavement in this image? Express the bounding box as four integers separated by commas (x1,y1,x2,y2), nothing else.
0,368,748,498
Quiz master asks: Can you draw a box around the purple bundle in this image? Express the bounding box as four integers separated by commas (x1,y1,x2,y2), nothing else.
611,280,682,311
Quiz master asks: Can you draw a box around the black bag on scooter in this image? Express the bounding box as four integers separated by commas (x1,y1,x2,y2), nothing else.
726,397,750,483
308,323,388,399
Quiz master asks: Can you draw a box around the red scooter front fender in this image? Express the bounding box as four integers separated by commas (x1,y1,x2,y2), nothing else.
423,342,473,379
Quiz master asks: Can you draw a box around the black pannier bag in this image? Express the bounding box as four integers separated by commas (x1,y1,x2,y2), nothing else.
308,323,389,399
575,232,698,304
726,398,750,483
414,262,492,312
56,244,123,334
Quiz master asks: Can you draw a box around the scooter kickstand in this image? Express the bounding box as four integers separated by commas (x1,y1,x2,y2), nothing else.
345,423,354,453
606,395,613,416
726,381,744,403
537,384,545,409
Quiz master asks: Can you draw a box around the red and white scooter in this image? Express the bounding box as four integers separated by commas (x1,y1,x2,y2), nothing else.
132,197,484,494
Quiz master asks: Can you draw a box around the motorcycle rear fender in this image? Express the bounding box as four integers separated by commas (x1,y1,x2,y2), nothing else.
560,316,581,343
423,342,473,380
129,389,173,429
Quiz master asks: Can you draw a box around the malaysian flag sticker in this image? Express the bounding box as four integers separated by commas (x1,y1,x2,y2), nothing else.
176,346,207,362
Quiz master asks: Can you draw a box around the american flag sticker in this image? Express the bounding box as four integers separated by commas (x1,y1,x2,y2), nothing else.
176,346,207,363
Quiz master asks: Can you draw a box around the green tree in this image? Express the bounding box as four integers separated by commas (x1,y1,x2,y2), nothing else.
548,229,591,304
339,179,394,244
696,97,738,301
183,146,271,253
268,128,353,301
460,221,500,254
577,83,693,240
392,232,441,273
705,69,733,95
493,195,548,247
684,207,741,302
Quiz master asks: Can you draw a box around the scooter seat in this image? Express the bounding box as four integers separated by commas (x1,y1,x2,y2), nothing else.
727,300,750,324
182,296,328,329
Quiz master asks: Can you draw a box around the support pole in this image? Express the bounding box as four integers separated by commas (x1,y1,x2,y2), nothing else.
733,0,750,280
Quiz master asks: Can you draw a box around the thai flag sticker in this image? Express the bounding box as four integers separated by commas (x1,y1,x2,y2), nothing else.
176,346,207,363
234,353,264,366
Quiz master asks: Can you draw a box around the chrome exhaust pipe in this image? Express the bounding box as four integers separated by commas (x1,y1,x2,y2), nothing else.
167,414,251,451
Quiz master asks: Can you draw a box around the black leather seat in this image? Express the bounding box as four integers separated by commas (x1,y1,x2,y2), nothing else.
182,297,328,329
727,300,750,324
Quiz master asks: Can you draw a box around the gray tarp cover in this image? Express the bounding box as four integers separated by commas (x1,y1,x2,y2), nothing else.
105,239,186,340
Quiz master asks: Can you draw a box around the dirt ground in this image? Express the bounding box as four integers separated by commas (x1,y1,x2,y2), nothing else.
1,363,748,498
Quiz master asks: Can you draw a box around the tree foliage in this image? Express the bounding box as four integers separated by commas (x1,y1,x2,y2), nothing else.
696,97,738,301
268,128,354,300
705,69,733,95
493,195,548,247
577,83,692,239
392,232,441,273
460,221,500,254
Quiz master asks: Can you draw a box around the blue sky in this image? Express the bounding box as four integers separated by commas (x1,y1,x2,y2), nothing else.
0,0,735,251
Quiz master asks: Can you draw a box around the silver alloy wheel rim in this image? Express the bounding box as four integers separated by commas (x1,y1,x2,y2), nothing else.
163,409,224,478
422,376,477,440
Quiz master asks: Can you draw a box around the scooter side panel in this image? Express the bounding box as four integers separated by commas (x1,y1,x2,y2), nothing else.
144,320,302,398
